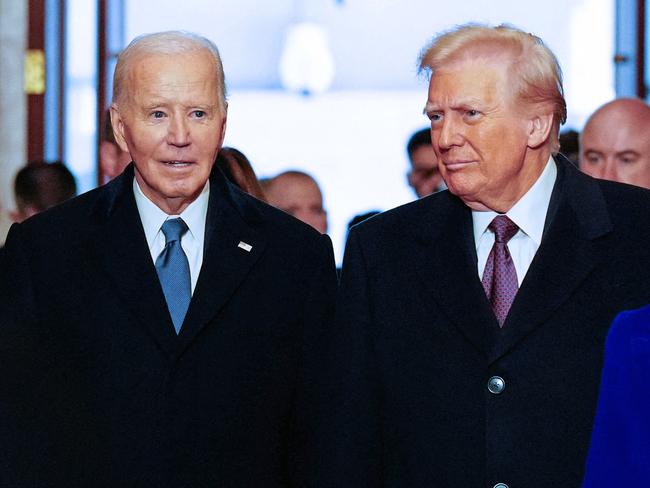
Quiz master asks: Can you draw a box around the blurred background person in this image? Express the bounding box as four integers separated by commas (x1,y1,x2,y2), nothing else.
99,108,132,184
265,170,328,233
347,210,381,230
559,129,580,166
580,98,650,189
0,206,11,247
215,146,266,201
406,127,445,198
11,161,77,222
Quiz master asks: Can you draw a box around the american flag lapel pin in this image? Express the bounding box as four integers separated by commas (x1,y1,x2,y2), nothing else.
238,241,253,252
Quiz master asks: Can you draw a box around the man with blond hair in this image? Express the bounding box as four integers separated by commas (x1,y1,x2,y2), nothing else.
0,31,336,486
580,97,650,189
320,24,650,486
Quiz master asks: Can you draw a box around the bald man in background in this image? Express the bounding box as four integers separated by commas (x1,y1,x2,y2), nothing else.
265,170,328,233
580,98,650,189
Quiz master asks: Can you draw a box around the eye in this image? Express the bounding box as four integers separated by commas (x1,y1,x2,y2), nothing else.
193,110,206,118
619,155,638,164
465,109,481,118
585,155,601,165
151,110,165,119
428,112,443,124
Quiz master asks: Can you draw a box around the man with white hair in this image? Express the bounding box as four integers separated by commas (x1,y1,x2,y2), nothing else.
318,24,650,487
0,31,336,486
580,97,650,189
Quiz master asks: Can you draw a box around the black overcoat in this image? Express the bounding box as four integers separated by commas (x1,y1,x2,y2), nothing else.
316,156,650,487
0,165,337,487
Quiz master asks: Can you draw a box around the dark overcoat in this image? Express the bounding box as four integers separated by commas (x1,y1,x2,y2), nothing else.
316,156,650,487
0,165,337,487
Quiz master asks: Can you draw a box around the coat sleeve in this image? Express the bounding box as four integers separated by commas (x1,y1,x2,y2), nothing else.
289,232,339,486
297,227,383,487
0,222,57,484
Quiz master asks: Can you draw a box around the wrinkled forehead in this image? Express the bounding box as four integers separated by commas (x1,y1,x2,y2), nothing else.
271,175,322,200
425,56,515,111
121,49,224,107
584,109,650,150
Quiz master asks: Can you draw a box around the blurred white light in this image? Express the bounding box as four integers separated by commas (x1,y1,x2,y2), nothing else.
279,22,335,95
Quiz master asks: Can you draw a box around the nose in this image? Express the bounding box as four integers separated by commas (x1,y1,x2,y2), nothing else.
167,116,190,147
436,115,463,150
601,158,618,181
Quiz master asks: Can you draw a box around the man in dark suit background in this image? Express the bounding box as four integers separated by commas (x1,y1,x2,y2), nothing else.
0,31,336,487
318,24,650,487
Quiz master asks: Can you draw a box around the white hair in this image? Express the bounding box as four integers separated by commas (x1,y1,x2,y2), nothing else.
112,30,227,109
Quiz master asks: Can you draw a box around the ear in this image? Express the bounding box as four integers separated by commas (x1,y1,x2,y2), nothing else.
14,206,39,222
109,104,131,154
217,102,228,149
9,210,22,223
527,111,554,149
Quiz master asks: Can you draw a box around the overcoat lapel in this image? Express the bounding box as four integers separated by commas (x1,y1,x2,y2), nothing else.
88,166,178,357
176,171,266,356
413,194,497,356
488,159,613,364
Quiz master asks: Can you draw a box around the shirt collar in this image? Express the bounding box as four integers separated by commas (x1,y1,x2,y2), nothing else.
472,156,557,248
133,178,210,249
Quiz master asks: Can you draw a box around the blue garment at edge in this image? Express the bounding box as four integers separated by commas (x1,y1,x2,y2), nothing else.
582,304,650,487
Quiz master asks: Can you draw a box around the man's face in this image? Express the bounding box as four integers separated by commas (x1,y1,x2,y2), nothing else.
111,49,227,214
99,141,132,183
580,111,650,189
266,175,328,234
407,143,444,198
425,58,542,212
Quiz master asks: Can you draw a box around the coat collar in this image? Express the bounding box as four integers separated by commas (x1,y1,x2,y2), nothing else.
87,165,267,359
175,168,267,356
490,155,612,363
411,155,612,362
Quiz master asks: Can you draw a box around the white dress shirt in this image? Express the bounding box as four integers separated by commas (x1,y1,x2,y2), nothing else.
473,157,557,286
134,179,209,294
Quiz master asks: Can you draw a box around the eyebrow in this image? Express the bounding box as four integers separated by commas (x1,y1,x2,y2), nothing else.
142,101,215,111
423,102,435,116
617,150,640,156
142,100,170,110
423,98,487,115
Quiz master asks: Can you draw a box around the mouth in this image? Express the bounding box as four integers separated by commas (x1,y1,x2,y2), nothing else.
160,160,194,168
443,160,475,170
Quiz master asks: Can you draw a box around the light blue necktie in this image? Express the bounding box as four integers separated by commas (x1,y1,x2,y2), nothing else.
155,218,191,334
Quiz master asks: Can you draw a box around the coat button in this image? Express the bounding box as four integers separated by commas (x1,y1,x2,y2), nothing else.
493,484,509,488
487,376,505,394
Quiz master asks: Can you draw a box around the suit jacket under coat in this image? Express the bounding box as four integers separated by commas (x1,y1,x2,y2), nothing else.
317,156,650,487
0,165,337,487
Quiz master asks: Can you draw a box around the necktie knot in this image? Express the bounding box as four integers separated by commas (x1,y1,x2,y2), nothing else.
161,218,189,244
489,215,518,244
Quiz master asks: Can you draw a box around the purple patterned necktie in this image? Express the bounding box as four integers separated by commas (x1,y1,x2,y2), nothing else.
481,215,519,327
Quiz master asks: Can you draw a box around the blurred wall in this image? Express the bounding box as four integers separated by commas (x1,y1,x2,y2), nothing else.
0,0,27,242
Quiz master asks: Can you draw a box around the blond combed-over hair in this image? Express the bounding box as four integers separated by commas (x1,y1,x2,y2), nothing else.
419,23,567,154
